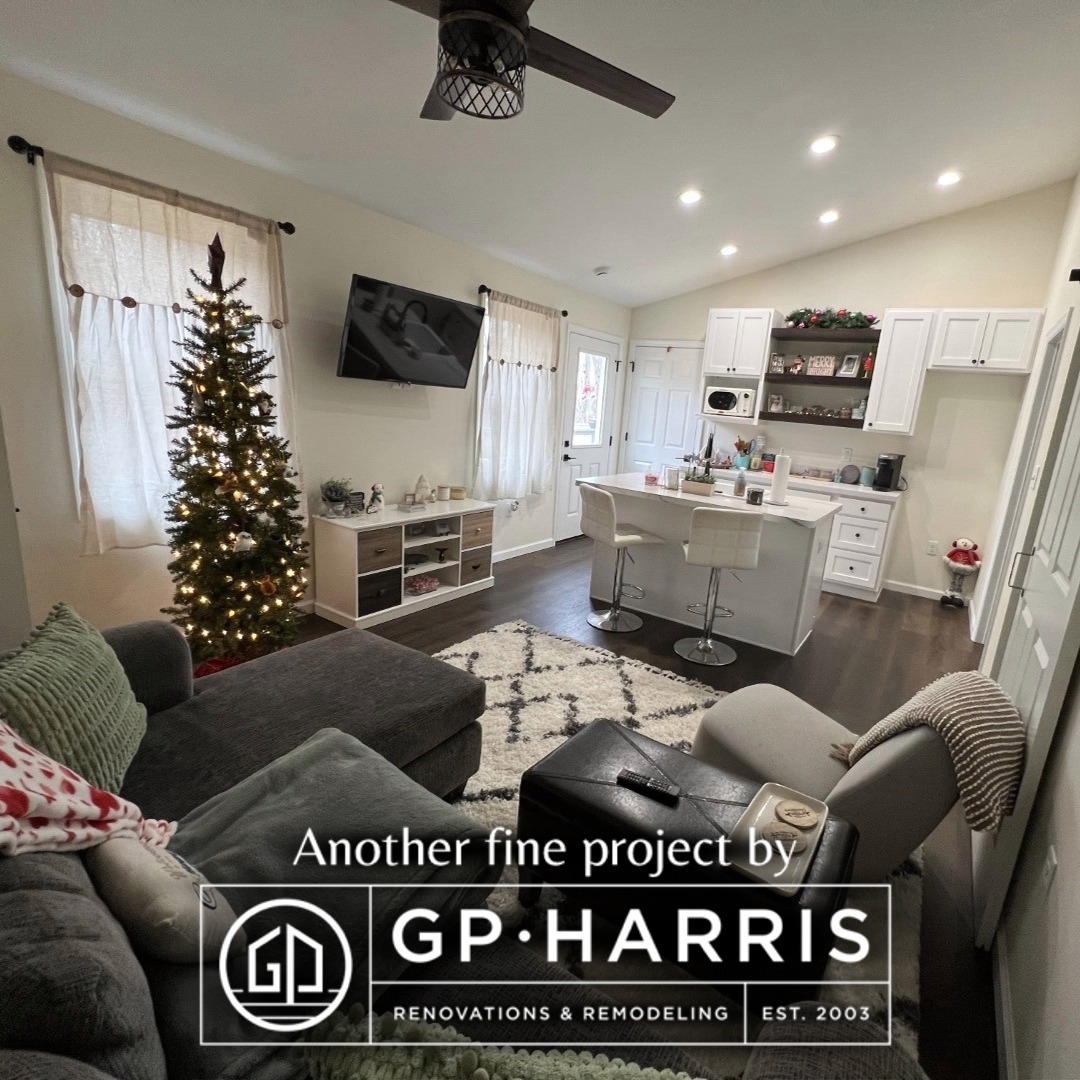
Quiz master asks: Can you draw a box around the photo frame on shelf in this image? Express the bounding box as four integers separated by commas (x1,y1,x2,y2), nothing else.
837,353,861,377
768,393,784,413
768,353,787,374
806,354,837,377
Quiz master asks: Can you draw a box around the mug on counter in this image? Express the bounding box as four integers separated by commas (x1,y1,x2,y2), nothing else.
746,487,765,506
859,466,876,487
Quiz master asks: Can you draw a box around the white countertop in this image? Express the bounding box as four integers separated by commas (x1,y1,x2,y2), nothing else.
711,467,904,504
317,497,494,531
580,473,840,527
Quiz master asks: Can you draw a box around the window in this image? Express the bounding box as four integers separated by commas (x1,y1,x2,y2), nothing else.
571,350,609,449
40,153,298,554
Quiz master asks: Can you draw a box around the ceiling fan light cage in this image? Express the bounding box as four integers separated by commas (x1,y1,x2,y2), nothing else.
436,11,526,119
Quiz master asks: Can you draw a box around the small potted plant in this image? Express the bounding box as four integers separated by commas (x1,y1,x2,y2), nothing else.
680,465,716,497
320,477,351,517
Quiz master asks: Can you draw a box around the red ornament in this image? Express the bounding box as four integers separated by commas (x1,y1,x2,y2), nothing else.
809,314,819,324
837,308,848,317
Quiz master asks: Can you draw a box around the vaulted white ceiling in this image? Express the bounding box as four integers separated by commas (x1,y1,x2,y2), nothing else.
2,0,1079,306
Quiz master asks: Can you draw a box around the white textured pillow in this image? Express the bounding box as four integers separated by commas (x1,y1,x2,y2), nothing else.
85,837,246,963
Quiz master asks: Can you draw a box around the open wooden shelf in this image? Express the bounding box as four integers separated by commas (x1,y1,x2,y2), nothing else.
772,327,881,343
764,373,872,387
758,411,866,429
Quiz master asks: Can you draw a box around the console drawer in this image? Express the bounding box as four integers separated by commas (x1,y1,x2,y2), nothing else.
832,497,891,523
462,510,494,550
824,551,881,588
830,514,887,556
357,527,402,572
356,568,401,616
460,546,492,585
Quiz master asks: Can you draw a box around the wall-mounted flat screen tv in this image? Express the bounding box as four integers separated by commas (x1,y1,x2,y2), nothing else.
336,274,485,389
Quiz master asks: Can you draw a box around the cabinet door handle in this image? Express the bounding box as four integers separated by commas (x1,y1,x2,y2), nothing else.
971,358,978,365
471,562,482,571
855,532,861,538
374,547,387,554
979,359,986,365
849,565,855,572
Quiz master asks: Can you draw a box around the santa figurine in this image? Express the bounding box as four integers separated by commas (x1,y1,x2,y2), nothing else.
941,537,980,608
366,482,384,514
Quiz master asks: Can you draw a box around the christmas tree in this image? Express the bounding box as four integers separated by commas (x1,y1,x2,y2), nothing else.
163,234,308,663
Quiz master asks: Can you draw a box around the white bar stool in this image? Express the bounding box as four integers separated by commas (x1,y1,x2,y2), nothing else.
579,483,664,632
675,506,762,666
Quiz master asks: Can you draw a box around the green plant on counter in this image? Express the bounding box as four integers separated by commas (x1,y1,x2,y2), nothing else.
320,478,352,503
684,466,713,483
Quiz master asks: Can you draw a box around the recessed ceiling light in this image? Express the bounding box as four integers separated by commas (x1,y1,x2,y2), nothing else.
719,244,738,257
678,189,703,205
810,134,839,155
819,208,840,225
937,169,962,187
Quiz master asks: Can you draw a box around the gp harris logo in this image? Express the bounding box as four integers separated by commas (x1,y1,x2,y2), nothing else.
218,899,353,1033
205,883,890,1048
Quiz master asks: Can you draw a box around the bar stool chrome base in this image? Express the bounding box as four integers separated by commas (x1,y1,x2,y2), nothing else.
588,608,644,633
674,636,737,666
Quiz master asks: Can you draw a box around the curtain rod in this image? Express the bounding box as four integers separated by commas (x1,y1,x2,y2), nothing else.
478,283,567,318
7,135,296,235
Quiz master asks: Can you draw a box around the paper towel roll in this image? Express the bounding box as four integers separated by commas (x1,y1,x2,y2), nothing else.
766,448,790,506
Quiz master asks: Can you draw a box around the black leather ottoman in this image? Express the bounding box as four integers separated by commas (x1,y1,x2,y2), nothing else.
516,719,858,993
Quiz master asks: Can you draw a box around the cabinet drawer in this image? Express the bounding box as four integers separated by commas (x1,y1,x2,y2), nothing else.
824,551,881,588
831,514,887,556
356,568,401,616
357,527,402,572
833,497,891,523
462,510,494,550
460,545,492,585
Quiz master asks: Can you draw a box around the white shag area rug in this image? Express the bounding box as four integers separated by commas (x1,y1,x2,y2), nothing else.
436,621,922,1070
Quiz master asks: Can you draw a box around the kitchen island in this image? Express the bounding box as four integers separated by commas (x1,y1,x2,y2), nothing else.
578,473,840,655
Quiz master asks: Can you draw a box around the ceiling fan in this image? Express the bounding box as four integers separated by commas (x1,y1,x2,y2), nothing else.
387,0,675,120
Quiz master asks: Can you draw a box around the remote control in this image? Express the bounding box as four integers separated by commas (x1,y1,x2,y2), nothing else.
616,769,681,806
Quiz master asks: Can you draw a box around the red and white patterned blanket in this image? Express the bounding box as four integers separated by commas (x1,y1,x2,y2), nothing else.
0,719,174,856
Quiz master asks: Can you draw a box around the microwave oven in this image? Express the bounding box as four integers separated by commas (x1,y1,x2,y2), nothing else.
703,385,756,418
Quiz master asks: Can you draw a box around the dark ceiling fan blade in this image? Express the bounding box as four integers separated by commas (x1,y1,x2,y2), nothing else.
499,0,537,18
420,78,456,120
528,29,675,118
386,0,442,19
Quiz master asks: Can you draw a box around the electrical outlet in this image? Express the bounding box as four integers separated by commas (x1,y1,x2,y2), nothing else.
1042,845,1058,895
926,540,939,556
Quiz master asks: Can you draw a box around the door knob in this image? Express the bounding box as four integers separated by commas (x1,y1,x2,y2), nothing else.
563,454,577,461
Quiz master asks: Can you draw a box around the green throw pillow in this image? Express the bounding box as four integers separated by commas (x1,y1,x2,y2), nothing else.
0,603,147,794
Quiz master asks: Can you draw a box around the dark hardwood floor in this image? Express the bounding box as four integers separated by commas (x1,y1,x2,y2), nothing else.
300,536,995,1080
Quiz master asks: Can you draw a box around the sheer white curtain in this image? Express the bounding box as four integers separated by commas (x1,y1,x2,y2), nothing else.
41,153,298,554
473,291,560,500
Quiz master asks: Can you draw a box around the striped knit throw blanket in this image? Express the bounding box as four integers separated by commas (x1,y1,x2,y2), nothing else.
831,671,1024,832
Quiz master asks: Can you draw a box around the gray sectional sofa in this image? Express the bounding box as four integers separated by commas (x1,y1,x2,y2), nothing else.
0,620,723,1080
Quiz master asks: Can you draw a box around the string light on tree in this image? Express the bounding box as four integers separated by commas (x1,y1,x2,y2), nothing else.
163,233,308,668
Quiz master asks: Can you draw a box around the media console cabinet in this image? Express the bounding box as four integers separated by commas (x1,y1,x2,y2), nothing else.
313,499,496,629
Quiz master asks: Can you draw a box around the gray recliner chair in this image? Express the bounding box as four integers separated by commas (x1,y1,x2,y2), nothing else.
692,684,959,881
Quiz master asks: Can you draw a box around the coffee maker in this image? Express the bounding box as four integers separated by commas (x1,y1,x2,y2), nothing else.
873,452,905,491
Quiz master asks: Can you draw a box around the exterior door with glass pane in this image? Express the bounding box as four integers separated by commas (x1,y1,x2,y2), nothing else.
554,330,623,541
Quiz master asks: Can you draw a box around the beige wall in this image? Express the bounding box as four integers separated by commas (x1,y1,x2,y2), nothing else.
630,183,1070,594
995,171,1080,1080
0,70,630,629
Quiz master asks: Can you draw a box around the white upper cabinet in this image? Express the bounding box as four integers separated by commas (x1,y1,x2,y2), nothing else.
864,309,936,436
702,308,780,376
927,308,1043,373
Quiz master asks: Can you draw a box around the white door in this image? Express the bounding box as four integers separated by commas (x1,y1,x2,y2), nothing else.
732,309,776,376
553,330,623,542
981,310,1042,373
973,328,1080,946
864,309,935,435
702,310,740,374
621,342,703,473
928,310,988,369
